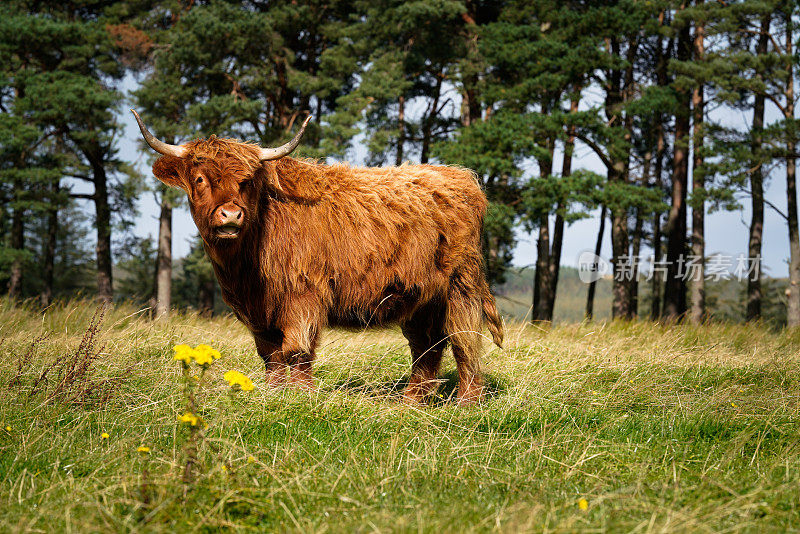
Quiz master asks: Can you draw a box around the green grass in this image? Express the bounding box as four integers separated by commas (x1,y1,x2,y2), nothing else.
1,300,800,532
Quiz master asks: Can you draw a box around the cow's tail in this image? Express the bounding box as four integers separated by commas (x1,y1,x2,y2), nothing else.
481,279,504,348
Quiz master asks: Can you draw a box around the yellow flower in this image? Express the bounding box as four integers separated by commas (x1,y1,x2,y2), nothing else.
137,446,151,453
173,344,194,363
224,370,255,391
247,456,256,464
174,343,222,366
190,344,221,366
578,498,588,511
101,432,110,439
192,351,214,366
220,464,228,472
177,411,202,426
4,425,11,432
195,344,222,361
224,370,244,382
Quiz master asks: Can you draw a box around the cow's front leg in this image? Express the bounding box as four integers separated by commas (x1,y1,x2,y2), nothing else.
279,322,319,390
254,330,287,388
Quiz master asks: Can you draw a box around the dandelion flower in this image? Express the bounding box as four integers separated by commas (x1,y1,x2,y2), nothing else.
173,344,194,363
578,498,588,511
247,456,256,464
224,370,244,383
101,432,110,439
137,446,151,454
5,426,10,432
193,351,214,366
195,344,222,361
224,370,255,391
220,464,228,472
177,411,202,426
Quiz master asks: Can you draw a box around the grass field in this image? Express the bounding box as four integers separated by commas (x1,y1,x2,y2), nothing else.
2,300,800,532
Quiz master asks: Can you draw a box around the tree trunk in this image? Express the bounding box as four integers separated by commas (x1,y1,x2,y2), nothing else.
532,215,553,322
549,212,564,316
689,8,705,325
787,154,800,327
651,12,669,321
395,95,405,166
199,277,215,317
7,187,24,299
547,92,580,316
619,40,638,320
662,22,692,322
785,12,800,327
91,157,113,305
610,197,631,319
532,132,555,322
630,211,643,318
40,180,60,308
651,127,664,320
420,74,443,164
747,109,765,320
605,37,632,320
629,152,650,317
154,198,172,318
460,7,482,128
586,205,607,321
747,162,764,321
747,14,769,322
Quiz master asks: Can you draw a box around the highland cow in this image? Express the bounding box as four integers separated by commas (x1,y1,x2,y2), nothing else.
132,110,503,404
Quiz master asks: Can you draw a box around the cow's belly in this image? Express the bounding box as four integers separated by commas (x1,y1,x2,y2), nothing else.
328,279,429,328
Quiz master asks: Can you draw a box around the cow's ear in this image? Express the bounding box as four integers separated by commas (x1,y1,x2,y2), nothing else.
153,156,187,190
262,159,323,204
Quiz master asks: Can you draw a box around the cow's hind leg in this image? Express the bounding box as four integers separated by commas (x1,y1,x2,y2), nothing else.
401,302,447,404
445,276,485,405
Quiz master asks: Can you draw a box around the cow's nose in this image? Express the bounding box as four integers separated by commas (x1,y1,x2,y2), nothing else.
217,206,242,225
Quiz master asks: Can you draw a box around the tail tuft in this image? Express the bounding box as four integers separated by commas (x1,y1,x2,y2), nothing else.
481,281,504,348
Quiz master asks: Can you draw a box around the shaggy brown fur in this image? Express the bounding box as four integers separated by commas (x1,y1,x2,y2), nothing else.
153,136,503,404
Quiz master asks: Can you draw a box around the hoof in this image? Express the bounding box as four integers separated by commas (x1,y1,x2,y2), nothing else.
290,379,316,391
456,386,485,406
289,368,315,390
401,388,426,405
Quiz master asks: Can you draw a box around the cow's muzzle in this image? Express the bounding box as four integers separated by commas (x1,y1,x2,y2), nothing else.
213,204,243,239
215,224,241,238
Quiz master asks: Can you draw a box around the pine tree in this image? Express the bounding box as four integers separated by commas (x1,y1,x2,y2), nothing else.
569,1,663,319
689,0,707,324
0,1,140,304
699,1,775,322
662,4,693,321
706,0,797,326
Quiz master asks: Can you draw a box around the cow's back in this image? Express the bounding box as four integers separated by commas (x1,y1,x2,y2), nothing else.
261,159,488,326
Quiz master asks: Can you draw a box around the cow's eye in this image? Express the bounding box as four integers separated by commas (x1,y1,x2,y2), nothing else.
195,176,204,185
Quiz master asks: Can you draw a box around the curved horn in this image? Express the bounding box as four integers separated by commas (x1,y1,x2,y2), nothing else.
130,109,187,158
259,115,312,161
